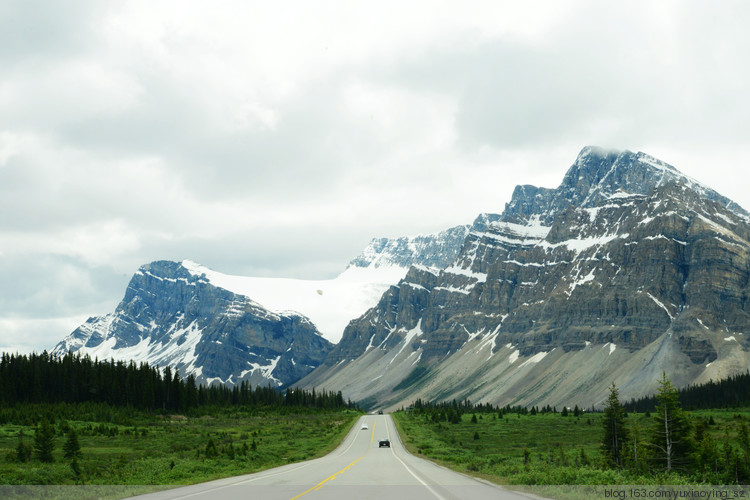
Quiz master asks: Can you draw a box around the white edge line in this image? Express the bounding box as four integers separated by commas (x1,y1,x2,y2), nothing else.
386,415,447,500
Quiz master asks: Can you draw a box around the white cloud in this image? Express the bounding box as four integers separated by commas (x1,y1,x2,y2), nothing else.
2,0,750,353
0,316,92,355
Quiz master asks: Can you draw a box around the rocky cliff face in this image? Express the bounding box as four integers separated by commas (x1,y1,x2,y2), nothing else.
300,147,750,409
53,261,333,387
347,225,471,270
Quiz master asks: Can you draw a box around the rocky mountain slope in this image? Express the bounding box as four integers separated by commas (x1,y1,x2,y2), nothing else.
52,227,469,387
52,261,333,387
299,147,750,409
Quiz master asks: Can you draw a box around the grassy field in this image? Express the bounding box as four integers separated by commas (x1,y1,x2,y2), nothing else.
393,408,750,487
0,404,360,487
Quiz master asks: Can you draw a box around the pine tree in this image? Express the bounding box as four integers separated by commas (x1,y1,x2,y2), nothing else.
602,382,628,468
63,428,82,460
650,372,693,472
33,420,56,463
205,438,218,458
15,430,31,463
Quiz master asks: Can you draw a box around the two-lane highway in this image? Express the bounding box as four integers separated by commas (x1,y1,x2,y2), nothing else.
135,415,531,500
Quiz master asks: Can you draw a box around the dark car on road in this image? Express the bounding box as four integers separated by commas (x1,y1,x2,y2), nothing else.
378,438,390,448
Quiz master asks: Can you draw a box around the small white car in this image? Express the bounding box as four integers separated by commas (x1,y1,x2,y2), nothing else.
361,423,369,430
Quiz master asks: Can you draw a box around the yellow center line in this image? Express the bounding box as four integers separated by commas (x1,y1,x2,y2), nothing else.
289,420,375,500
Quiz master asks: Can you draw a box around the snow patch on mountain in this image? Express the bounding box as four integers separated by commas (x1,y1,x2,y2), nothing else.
182,260,406,344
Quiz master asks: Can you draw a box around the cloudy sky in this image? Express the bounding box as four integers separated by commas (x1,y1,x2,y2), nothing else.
2,1,749,354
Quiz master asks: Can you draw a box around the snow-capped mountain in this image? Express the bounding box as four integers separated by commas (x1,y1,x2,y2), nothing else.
299,147,750,409
52,261,333,387
52,226,469,387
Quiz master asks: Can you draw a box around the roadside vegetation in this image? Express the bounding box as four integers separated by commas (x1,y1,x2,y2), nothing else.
394,373,750,486
0,352,361,486
1,403,359,486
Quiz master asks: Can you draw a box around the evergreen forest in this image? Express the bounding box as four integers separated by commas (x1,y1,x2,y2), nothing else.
0,351,354,411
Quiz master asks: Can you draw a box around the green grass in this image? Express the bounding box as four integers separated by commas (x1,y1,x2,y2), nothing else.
393,408,750,489
0,404,360,488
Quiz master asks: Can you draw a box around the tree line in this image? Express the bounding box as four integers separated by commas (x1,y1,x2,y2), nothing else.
407,397,587,419
625,370,750,411
0,351,354,411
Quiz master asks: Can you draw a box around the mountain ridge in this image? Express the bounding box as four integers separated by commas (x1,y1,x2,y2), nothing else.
52,146,750,408
299,146,750,409
52,226,470,387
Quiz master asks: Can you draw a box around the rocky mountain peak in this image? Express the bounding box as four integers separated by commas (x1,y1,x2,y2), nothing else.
300,147,750,411
54,259,333,387
502,146,748,227
346,224,471,271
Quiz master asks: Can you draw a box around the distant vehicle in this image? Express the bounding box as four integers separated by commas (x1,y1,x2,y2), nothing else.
379,438,390,447
378,410,383,415
361,423,368,430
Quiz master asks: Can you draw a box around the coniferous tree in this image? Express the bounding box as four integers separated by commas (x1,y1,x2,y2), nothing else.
33,420,56,462
205,438,218,458
63,428,82,460
15,430,31,463
602,383,628,468
650,372,693,472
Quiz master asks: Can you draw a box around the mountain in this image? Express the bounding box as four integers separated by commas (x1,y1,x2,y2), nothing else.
52,260,332,387
52,226,470,387
299,147,750,409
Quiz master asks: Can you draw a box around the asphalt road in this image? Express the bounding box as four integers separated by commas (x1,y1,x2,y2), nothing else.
134,414,532,500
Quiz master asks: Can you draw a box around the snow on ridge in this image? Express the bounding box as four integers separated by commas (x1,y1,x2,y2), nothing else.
181,260,405,343
637,153,680,174
508,349,520,364
336,263,407,283
488,219,552,239
385,321,424,368
411,264,440,276
519,351,548,368
442,265,488,283
69,320,204,373
644,292,674,321
568,268,596,295
607,190,643,200
695,215,750,247
539,233,629,254
472,220,552,247
240,355,282,385
638,153,713,197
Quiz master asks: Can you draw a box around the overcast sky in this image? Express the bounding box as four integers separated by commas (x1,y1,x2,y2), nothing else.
2,1,749,354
